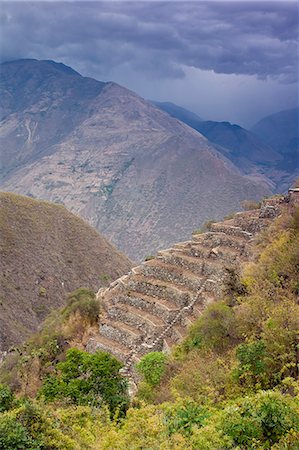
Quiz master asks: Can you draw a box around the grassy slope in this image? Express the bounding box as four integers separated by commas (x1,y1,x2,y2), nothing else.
0,192,132,351
0,204,298,449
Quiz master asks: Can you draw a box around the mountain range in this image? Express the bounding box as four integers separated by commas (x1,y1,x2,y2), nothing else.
153,102,298,191
0,59,277,260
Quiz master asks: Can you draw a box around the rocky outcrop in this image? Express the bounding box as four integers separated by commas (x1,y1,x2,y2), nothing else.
87,197,285,384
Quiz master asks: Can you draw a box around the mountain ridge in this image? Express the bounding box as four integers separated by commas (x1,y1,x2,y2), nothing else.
0,59,271,260
154,101,297,191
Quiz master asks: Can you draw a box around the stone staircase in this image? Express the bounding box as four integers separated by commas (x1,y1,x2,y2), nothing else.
86,197,285,385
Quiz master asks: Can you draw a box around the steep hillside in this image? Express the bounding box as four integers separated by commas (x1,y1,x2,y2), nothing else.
251,108,298,154
0,59,105,178
87,195,286,379
251,108,299,188
0,59,271,260
1,193,298,450
0,192,132,352
154,101,287,190
151,100,203,125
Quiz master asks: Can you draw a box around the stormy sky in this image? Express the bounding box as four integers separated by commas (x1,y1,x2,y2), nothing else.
0,1,298,127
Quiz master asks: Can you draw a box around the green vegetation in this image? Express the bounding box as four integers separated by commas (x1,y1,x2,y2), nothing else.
39,286,47,297
144,254,155,261
39,348,128,415
193,219,216,234
0,288,100,395
223,211,237,220
241,199,262,210
136,352,167,387
99,273,111,284
0,384,14,413
0,206,298,448
0,191,132,353
65,288,100,324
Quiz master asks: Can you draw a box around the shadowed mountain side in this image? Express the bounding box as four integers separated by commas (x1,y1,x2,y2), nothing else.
0,60,271,261
150,101,203,125
251,108,299,188
0,192,132,352
154,101,297,191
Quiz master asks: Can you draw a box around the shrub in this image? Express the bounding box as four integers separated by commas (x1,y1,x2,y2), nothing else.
234,340,267,389
144,255,155,261
136,352,167,387
38,286,47,297
220,391,299,447
39,348,129,415
0,414,37,450
184,302,237,353
164,399,210,436
0,384,14,412
63,288,99,324
223,211,237,220
241,199,261,211
223,267,247,306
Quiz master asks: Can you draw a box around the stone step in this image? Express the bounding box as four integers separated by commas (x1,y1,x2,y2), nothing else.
193,303,204,316
202,278,223,297
183,313,199,327
100,320,143,347
194,232,249,255
172,324,186,341
111,292,180,322
126,274,194,307
156,251,205,276
168,241,245,265
106,303,166,337
156,251,225,280
87,335,131,362
136,260,203,293
210,223,253,240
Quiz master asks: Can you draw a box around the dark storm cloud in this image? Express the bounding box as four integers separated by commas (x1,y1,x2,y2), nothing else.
0,1,297,83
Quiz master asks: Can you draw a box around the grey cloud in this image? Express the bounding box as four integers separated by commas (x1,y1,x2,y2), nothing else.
0,1,297,83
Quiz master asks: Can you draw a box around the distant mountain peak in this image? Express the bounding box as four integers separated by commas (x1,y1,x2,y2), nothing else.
150,100,203,123
1,58,81,76
0,58,271,260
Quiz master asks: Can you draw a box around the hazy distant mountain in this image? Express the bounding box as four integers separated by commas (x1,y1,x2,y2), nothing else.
155,102,296,191
150,101,203,126
191,120,280,176
0,59,271,260
0,192,132,351
251,109,299,186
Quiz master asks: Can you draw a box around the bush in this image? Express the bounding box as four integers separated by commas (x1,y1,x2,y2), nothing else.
39,348,129,415
63,288,99,324
184,302,237,353
144,255,155,261
241,199,261,211
234,340,267,389
164,399,210,436
0,414,37,450
220,391,299,447
0,384,14,412
136,352,167,387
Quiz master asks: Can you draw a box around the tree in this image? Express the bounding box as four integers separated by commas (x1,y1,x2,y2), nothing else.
39,348,128,415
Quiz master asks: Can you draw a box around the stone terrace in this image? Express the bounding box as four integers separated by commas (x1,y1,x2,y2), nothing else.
87,196,285,382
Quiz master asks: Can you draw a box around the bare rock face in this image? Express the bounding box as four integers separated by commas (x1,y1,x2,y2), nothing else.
0,59,271,261
0,192,132,352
